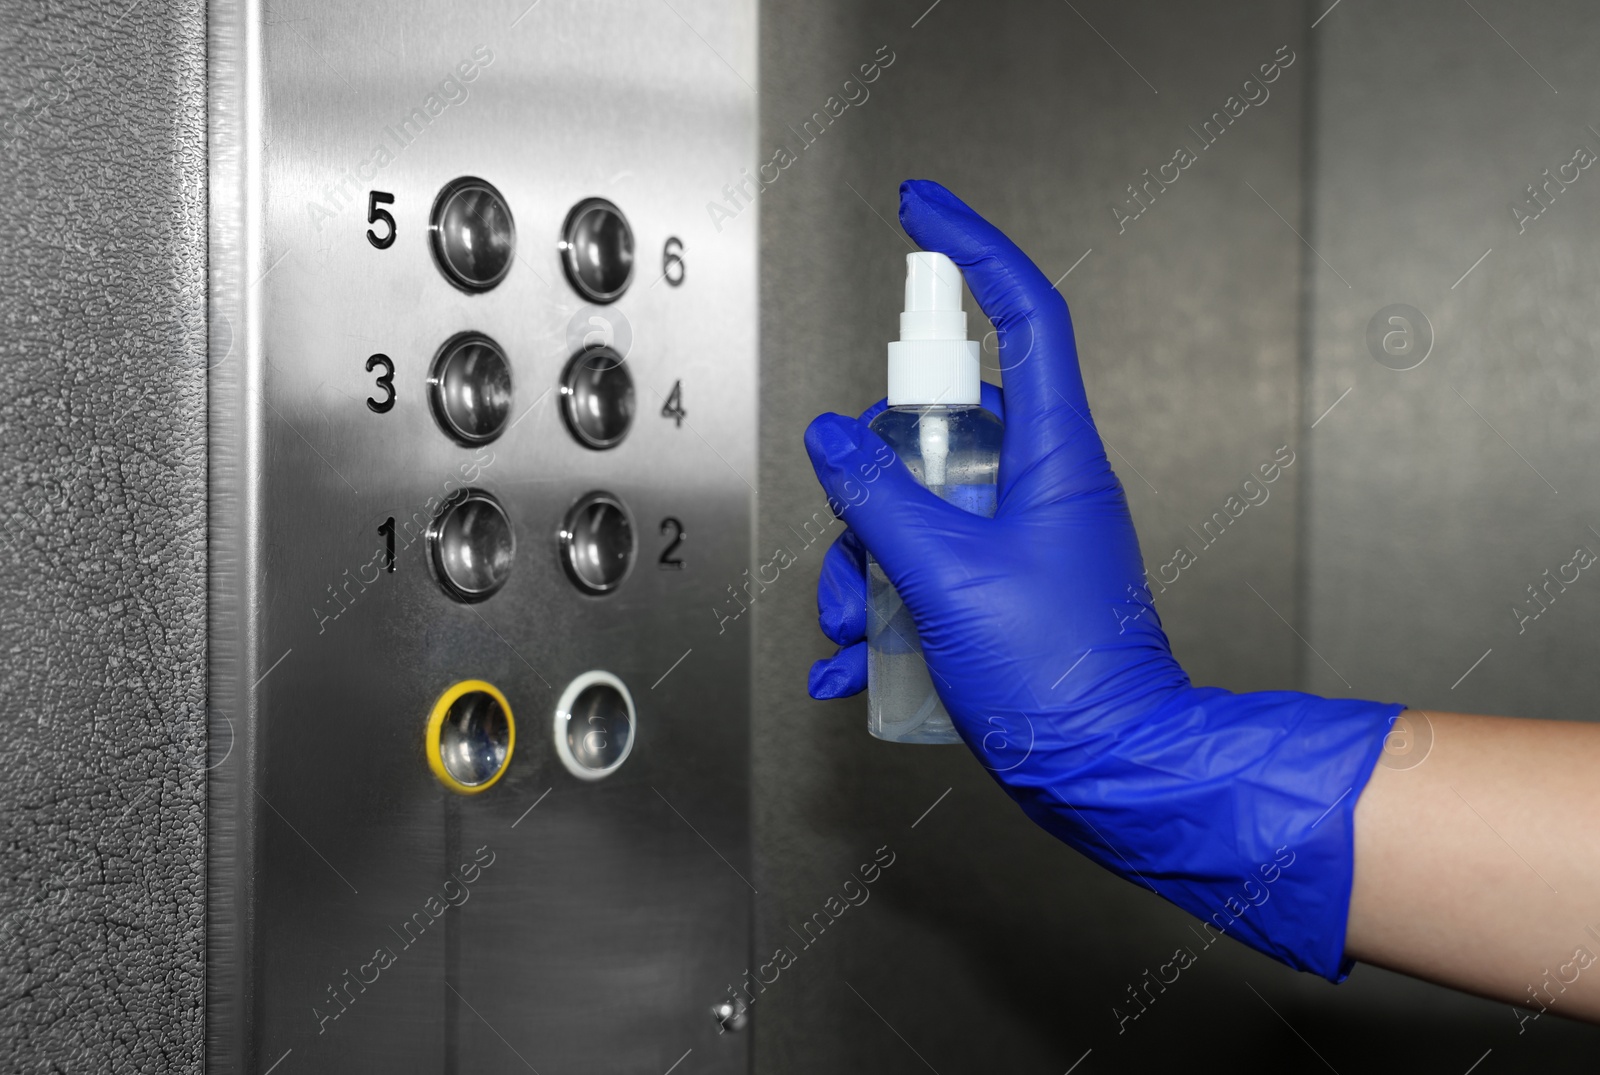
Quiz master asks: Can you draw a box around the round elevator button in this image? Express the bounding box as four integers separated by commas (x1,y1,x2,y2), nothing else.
554,670,635,780
429,489,514,602
426,679,515,794
560,346,634,449
559,492,635,595
430,177,516,292
559,197,633,303
429,332,513,445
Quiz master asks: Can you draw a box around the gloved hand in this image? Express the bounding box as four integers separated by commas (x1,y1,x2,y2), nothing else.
803,179,1402,981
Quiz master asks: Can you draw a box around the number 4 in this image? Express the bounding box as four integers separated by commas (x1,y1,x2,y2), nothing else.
661,379,685,427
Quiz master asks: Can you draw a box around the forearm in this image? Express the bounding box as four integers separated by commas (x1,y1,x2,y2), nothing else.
1348,710,1600,1022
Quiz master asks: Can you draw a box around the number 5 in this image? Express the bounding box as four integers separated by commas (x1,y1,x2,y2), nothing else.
367,191,396,249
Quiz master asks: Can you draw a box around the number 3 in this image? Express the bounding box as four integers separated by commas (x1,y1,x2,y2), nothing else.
366,353,395,413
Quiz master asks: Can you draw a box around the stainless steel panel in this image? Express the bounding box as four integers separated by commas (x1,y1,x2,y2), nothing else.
210,2,756,1070
1304,0,1600,720
756,2,1316,1071
754,2,1599,1071
1296,1,1600,1057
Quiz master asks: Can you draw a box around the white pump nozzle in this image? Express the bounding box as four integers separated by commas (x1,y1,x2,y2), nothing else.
900,252,967,342
888,252,980,406
904,252,962,311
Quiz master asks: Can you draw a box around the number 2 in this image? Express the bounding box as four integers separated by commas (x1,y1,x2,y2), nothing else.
659,517,685,570
367,191,395,249
366,354,395,413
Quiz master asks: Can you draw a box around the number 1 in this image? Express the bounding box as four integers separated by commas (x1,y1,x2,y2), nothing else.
378,517,395,573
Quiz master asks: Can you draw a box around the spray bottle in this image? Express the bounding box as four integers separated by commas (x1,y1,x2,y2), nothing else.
866,252,1003,743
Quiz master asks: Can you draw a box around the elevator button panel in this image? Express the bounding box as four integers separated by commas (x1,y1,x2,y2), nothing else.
429,489,515,602
223,5,755,1069
429,331,513,445
560,345,635,449
559,197,634,303
553,670,636,780
429,176,516,292
559,491,636,594
427,679,516,793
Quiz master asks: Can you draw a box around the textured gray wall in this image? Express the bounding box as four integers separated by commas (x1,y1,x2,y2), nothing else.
757,0,1594,1071
0,1,207,1071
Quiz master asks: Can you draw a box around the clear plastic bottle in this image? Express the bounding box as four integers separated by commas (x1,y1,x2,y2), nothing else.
866,251,1002,744
867,405,1001,743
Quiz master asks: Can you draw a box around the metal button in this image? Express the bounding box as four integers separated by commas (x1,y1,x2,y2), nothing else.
554,671,635,780
559,492,635,595
429,332,513,445
427,680,515,794
560,346,634,450
430,177,516,292
429,489,515,602
558,197,633,303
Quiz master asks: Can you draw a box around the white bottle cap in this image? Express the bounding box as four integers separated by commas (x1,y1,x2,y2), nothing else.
887,252,980,406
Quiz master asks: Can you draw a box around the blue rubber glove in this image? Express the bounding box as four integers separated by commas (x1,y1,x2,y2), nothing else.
804,179,1402,981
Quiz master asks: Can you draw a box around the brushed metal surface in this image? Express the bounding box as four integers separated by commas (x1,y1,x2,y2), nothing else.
755,2,1598,1071
755,2,1318,1071
1295,2,1600,1061
210,2,756,1070
1304,0,1600,720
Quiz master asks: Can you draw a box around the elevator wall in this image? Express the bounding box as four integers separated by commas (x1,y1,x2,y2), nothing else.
0,1,207,1071
755,0,1310,1070
1298,4,1600,1059
756,0,1594,1070
1303,3,1600,723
